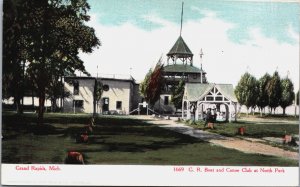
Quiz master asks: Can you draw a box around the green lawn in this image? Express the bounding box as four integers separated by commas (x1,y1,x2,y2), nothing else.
186,119,299,138
239,113,299,120
2,112,298,166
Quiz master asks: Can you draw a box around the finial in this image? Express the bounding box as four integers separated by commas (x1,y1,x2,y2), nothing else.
200,48,203,58
130,67,132,76
180,2,184,36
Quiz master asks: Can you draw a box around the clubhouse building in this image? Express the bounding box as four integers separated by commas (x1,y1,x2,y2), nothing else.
62,32,238,122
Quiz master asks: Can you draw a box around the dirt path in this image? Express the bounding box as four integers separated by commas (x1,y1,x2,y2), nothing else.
133,115,299,160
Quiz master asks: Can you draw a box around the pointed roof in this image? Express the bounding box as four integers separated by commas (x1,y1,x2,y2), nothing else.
184,83,237,102
167,36,193,58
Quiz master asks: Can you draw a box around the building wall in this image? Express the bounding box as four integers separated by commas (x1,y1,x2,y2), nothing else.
153,94,176,114
64,78,95,113
100,79,132,114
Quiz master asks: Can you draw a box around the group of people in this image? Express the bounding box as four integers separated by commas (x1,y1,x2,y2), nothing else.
204,108,217,127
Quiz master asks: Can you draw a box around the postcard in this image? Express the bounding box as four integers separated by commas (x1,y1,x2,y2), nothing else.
1,0,299,186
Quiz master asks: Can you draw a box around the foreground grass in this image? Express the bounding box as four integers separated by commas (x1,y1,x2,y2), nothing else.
185,118,299,152
2,112,298,166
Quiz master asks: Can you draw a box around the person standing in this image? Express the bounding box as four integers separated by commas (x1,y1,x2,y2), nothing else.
204,108,211,128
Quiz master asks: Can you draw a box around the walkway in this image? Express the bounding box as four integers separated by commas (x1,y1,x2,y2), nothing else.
133,115,299,160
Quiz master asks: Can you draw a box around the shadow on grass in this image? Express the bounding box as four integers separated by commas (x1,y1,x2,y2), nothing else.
2,113,203,158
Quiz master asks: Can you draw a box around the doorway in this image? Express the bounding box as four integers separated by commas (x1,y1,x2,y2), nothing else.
102,97,109,112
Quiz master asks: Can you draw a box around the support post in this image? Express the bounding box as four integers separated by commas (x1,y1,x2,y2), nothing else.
182,100,184,119
229,102,232,122
187,102,191,120
234,103,237,122
295,93,297,117
200,103,203,119
195,101,199,121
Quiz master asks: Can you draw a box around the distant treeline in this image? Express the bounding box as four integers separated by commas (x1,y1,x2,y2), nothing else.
235,71,298,115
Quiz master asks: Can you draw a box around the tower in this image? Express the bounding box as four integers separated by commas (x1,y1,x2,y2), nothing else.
163,2,207,89
166,2,193,66
155,2,208,114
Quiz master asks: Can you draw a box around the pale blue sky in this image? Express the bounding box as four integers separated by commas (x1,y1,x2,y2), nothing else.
88,0,299,44
81,0,299,90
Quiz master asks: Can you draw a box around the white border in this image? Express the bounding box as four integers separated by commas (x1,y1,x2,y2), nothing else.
1,164,299,186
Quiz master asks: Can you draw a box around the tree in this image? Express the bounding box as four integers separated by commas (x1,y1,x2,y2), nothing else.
279,77,294,115
266,71,281,114
93,80,103,116
171,79,185,111
297,91,299,105
234,72,258,115
145,58,164,106
46,79,71,112
4,0,100,124
256,73,271,116
3,0,29,113
139,69,152,98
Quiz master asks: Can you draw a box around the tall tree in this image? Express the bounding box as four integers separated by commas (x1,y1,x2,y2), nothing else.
139,68,152,98
297,90,299,106
3,0,29,113
266,71,282,114
279,77,294,115
93,80,103,116
145,58,164,106
256,73,271,116
234,72,258,114
4,0,100,124
171,79,185,111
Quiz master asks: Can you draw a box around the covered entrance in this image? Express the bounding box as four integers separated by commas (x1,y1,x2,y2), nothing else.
182,83,238,122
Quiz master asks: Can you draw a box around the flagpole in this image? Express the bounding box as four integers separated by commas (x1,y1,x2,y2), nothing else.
180,2,184,36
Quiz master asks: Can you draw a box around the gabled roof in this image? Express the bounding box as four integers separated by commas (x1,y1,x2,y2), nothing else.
167,36,193,58
185,83,237,102
164,64,205,74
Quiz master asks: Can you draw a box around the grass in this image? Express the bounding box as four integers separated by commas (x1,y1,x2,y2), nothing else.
239,113,299,121
185,119,299,138
185,118,299,152
2,112,298,166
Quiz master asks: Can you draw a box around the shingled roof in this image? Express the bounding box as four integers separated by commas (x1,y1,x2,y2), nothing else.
167,36,193,58
184,83,237,102
164,64,204,74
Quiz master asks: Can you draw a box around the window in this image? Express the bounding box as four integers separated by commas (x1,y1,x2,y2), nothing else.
215,97,223,101
164,96,169,105
74,100,84,108
206,96,214,101
73,81,79,95
116,101,122,110
103,84,109,91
